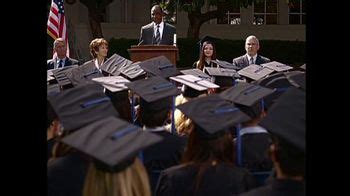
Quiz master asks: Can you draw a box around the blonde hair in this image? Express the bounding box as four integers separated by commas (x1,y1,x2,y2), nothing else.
89,38,108,58
83,158,151,196
174,95,194,136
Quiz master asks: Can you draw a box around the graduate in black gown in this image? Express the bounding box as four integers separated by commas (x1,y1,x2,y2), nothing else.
126,76,188,194
219,82,275,173
240,87,305,196
155,94,257,196
47,83,119,196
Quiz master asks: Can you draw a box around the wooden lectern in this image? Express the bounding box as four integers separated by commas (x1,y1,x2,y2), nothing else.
128,45,179,65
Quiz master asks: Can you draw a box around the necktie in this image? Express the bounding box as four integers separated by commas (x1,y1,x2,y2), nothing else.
154,24,160,45
250,57,254,65
58,59,63,68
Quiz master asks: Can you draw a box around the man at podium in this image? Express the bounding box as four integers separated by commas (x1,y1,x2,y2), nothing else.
138,4,176,45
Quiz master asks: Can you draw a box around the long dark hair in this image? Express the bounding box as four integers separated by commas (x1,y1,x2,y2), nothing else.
182,124,235,194
196,41,217,71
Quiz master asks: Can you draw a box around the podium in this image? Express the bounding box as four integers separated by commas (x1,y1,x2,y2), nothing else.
128,45,179,65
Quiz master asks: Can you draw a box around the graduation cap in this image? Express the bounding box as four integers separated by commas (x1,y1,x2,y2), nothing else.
120,61,146,81
259,87,305,152
51,65,78,88
261,61,293,72
285,71,306,91
47,83,119,131
170,74,219,98
92,76,130,93
300,64,306,71
65,63,104,86
47,69,57,84
100,53,133,76
177,94,251,139
205,67,239,88
220,82,275,107
237,64,274,81
197,35,220,51
47,83,61,96
139,56,180,79
125,76,181,111
61,116,163,172
180,68,211,81
219,82,275,118
254,71,304,110
211,59,241,70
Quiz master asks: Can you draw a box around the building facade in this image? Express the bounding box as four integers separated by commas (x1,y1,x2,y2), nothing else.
64,0,305,60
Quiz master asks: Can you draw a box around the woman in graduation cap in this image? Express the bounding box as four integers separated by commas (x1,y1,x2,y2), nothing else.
60,116,163,196
193,40,218,72
155,95,257,196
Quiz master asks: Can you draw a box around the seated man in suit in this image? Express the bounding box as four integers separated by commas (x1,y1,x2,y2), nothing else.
232,35,270,70
138,4,176,45
47,38,79,70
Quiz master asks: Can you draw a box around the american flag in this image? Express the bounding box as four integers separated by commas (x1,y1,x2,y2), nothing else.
47,0,70,57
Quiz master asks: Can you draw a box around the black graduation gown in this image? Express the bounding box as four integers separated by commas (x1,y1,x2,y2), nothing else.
192,61,216,69
241,133,273,172
47,138,55,162
239,179,305,196
142,130,187,194
47,152,89,196
155,163,257,196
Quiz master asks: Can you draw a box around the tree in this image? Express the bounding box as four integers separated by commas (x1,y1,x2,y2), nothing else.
78,0,114,38
162,0,261,39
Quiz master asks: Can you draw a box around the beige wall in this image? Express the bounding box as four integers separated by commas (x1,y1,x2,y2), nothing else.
63,0,305,60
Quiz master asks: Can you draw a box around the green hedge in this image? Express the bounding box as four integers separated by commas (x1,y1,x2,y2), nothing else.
108,38,305,68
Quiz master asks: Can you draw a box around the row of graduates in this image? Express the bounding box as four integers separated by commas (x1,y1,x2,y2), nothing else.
47,44,305,196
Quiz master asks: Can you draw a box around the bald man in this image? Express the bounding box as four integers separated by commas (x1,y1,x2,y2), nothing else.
232,35,270,70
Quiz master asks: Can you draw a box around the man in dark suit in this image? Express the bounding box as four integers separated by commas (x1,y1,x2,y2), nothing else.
138,5,176,45
47,38,79,70
232,35,270,70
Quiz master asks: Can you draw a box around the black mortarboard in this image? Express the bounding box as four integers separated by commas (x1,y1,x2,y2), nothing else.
237,64,274,81
61,116,163,172
205,67,238,87
177,94,251,139
219,82,275,118
120,61,146,81
170,74,219,98
259,87,305,152
139,56,180,78
180,68,211,81
47,84,61,96
261,61,293,72
211,59,241,70
254,71,304,110
92,76,130,92
220,82,275,107
100,53,133,76
65,63,104,86
51,66,78,88
47,69,57,84
126,76,181,111
300,64,306,71
197,35,220,51
285,71,306,91
47,83,119,131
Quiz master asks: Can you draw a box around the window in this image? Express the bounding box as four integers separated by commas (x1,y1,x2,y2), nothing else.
253,0,278,25
151,0,177,24
288,0,306,24
217,2,241,25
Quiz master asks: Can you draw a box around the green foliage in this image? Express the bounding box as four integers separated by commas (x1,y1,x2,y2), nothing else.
108,38,139,59
107,38,305,69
